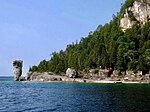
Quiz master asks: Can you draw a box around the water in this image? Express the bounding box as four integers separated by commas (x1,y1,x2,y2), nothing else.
0,77,150,112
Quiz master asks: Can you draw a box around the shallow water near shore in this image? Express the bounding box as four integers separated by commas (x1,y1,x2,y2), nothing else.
0,76,150,112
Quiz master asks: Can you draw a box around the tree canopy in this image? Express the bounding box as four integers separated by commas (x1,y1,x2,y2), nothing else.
29,0,150,75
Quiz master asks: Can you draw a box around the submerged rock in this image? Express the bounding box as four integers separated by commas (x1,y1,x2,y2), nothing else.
12,60,23,81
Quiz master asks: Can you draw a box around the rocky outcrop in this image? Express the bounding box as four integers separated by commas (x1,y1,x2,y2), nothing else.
12,60,23,81
26,72,84,82
120,0,150,31
120,9,136,32
132,0,150,24
27,72,63,81
66,68,77,78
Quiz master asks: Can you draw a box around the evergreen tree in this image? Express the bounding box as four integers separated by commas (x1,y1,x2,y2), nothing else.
29,0,150,75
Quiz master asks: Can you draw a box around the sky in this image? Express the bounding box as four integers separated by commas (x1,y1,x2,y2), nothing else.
0,0,125,76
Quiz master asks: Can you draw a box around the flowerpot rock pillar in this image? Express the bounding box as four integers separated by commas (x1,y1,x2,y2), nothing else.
12,60,23,81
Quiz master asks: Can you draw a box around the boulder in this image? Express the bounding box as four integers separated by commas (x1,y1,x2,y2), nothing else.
12,60,23,81
66,68,77,78
19,77,26,81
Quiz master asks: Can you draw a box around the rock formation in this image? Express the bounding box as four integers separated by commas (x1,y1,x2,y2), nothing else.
66,68,77,78
120,0,150,31
12,60,23,81
120,9,136,32
26,72,63,81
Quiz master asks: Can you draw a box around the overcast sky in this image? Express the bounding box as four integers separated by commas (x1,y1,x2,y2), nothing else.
0,0,125,76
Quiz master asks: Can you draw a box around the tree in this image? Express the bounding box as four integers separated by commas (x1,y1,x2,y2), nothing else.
30,65,38,72
29,1,150,75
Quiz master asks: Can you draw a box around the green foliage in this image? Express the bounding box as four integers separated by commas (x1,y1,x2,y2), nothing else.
120,0,135,14
29,0,150,74
128,10,137,21
29,65,38,72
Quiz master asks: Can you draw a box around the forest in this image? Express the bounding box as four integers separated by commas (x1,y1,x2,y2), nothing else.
29,0,150,75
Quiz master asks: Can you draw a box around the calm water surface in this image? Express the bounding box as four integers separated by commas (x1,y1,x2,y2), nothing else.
0,76,150,112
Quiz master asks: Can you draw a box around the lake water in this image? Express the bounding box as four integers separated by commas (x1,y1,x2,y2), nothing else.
0,76,150,112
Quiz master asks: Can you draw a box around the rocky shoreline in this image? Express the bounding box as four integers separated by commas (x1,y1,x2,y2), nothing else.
19,72,150,84
21,77,150,84
12,60,150,84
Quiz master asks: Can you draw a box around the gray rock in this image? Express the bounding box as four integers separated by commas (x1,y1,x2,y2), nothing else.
19,77,26,81
26,72,64,81
120,9,136,32
27,72,32,80
12,60,23,81
120,0,150,31
66,68,77,78
131,0,150,25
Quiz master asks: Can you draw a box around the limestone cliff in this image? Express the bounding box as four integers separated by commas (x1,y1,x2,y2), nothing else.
120,0,150,31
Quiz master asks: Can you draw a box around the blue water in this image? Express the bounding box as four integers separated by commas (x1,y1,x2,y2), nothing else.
0,77,150,112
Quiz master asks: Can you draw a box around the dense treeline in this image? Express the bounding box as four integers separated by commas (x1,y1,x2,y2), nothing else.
29,0,150,75
120,0,135,14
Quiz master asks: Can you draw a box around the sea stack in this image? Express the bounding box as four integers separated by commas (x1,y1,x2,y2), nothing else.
12,60,23,81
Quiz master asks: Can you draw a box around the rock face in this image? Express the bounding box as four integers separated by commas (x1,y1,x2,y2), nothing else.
27,72,63,81
120,9,136,32
120,0,150,31
12,60,23,81
66,68,77,78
